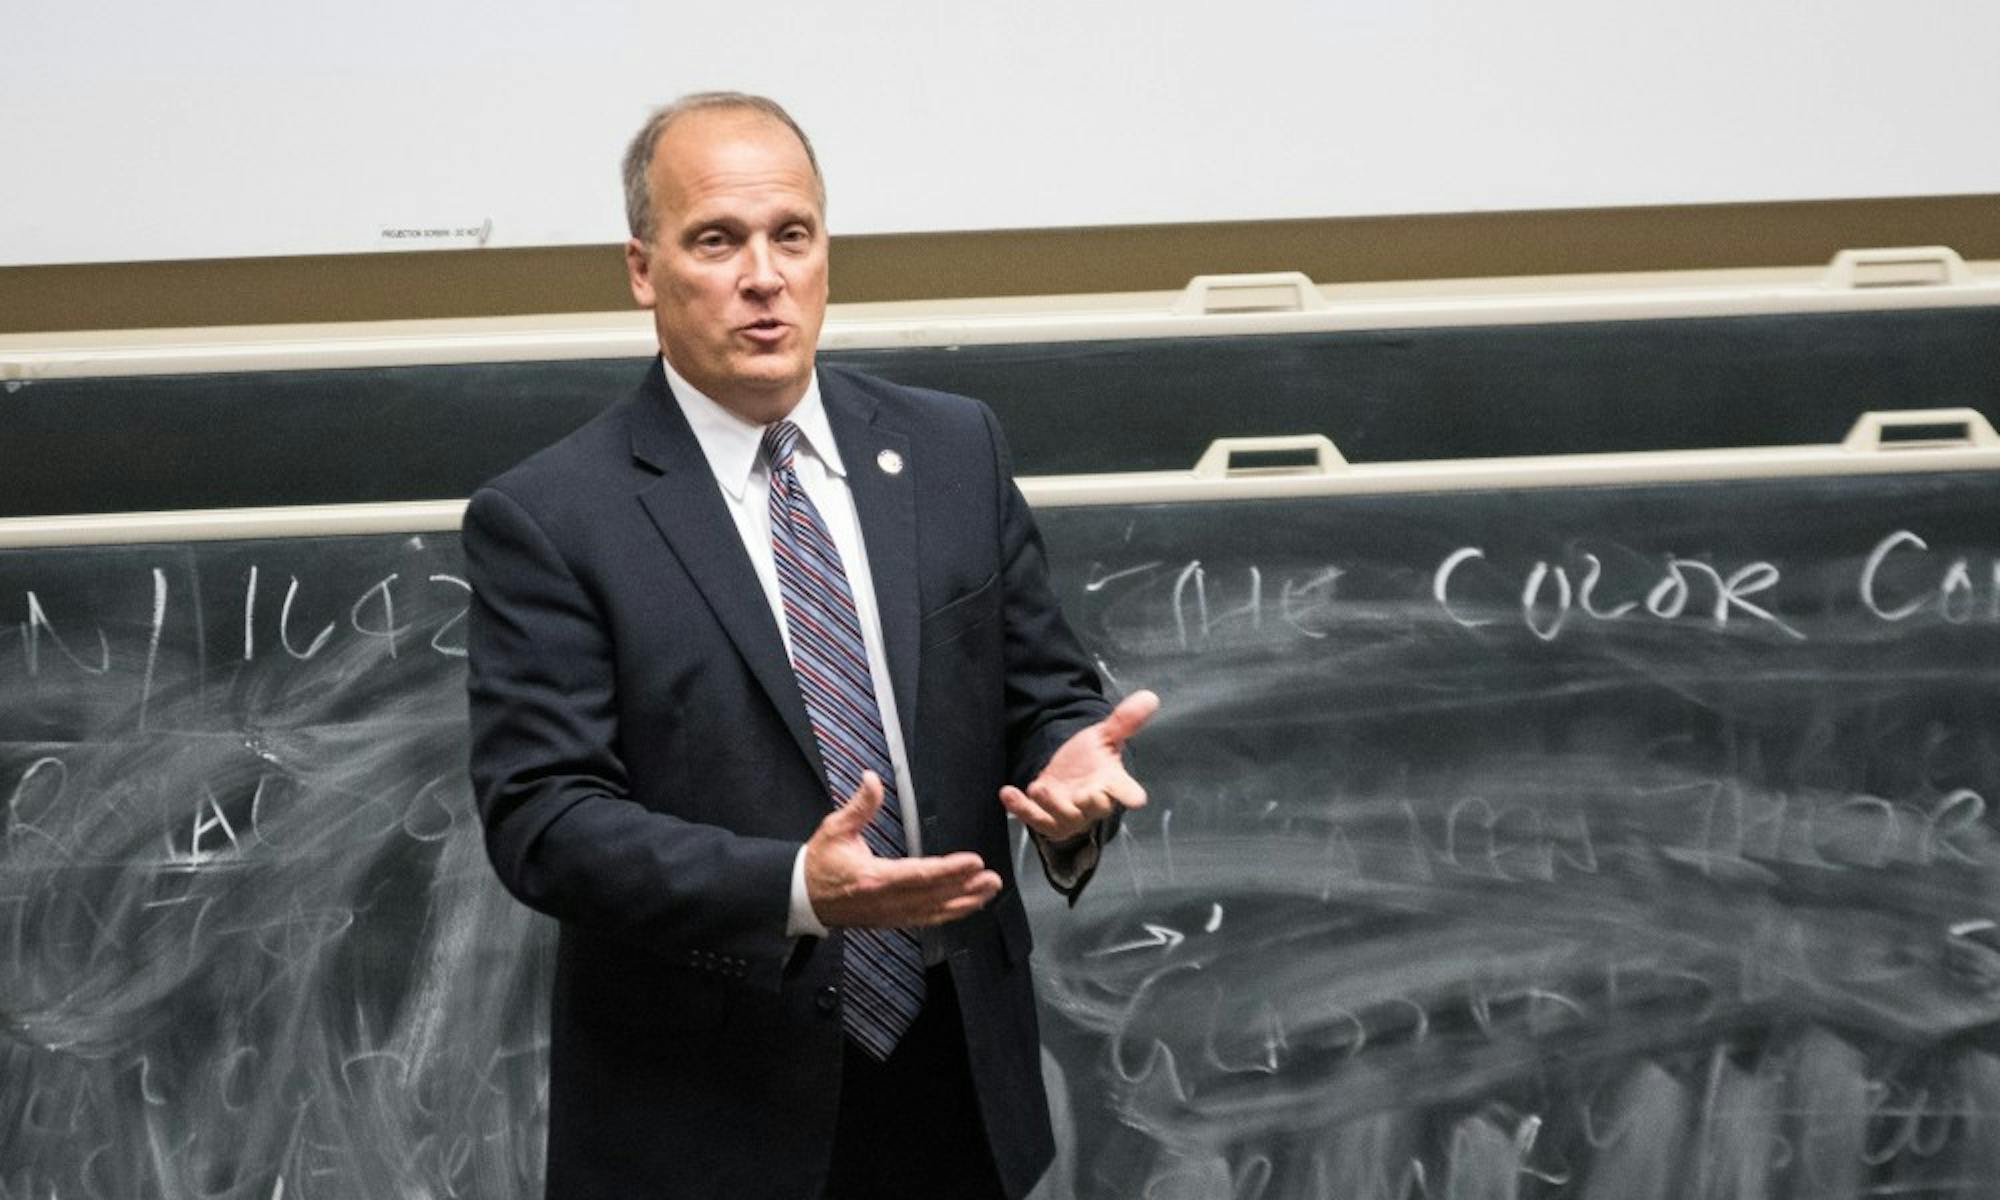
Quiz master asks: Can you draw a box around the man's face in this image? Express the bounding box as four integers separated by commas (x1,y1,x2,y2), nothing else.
625,109,829,424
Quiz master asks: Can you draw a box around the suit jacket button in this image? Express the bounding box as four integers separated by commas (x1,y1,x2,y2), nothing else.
815,986,839,1015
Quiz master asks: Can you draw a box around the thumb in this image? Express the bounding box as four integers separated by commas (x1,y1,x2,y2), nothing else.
825,769,884,837
1099,689,1160,746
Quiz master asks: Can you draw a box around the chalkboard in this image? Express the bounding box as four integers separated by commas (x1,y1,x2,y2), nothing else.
6,465,2000,1198
6,306,1999,517
1030,470,2000,1198
0,533,545,1196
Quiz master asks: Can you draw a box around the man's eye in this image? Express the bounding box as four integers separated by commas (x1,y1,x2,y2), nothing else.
694,232,731,251
779,226,811,245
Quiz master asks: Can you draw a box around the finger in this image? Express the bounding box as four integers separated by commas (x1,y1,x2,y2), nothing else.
1098,689,1160,745
919,867,1002,905
1105,773,1149,812
918,868,1003,917
999,785,1063,837
927,897,991,924
1018,781,1097,842
1027,779,1087,829
891,861,999,907
824,770,884,837
861,865,1002,925
928,879,1004,924
864,850,989,892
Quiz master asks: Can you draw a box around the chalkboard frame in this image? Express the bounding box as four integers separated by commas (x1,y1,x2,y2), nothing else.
4,410,1998,549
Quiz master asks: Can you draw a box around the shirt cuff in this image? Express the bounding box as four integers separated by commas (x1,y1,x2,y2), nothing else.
787,845,830,938
1034,827,1102,890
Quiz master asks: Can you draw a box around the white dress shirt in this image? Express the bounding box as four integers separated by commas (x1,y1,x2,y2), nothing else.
661,358,924,944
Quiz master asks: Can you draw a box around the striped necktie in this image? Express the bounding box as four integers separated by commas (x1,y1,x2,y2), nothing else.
763,419,925,1060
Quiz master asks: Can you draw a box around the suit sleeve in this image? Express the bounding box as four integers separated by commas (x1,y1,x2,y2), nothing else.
980,405,1121,900
462,484,800,990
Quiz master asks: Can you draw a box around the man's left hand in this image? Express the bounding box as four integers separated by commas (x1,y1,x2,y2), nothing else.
999,690,1159,843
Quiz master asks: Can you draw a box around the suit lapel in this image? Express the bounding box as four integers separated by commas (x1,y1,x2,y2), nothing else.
823,373,921,758
626,363,823,775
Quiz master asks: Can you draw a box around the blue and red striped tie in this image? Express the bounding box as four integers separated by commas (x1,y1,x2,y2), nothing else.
763,419,925,1060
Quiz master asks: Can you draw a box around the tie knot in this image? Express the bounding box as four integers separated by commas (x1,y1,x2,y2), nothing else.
762,420,802,474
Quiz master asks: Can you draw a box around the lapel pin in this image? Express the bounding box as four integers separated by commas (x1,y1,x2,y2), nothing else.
876,449,905,476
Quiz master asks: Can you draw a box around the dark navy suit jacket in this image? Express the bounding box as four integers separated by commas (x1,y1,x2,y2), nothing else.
462,361,1111,1198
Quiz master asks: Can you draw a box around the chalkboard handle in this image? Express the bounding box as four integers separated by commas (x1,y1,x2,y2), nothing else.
1823,246,1972,290
1192,435,1348,479
1842,408,2000,452
1172,272,1327,316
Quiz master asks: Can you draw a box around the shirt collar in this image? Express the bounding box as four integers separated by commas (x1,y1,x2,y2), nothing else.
660,356,845,501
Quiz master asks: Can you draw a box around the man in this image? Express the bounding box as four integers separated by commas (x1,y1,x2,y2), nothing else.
462,92,1156,1199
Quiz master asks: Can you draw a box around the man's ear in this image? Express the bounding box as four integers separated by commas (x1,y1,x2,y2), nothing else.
625,238,655,308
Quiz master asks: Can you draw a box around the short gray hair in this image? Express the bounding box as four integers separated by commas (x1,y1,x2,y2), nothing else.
621,92,824,243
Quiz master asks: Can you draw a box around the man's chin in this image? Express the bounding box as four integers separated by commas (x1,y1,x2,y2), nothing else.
712,361,812,419
733,368,804,395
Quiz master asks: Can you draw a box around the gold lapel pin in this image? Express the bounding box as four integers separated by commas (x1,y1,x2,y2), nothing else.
876,449,905,476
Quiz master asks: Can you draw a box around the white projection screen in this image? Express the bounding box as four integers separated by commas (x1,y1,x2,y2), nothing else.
6,0,1997,266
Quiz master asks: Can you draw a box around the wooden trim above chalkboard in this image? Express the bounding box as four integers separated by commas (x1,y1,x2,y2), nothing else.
6,249,1996,381
2,194,1996,335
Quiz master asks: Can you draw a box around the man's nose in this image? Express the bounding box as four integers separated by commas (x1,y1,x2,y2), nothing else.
741,238,784,296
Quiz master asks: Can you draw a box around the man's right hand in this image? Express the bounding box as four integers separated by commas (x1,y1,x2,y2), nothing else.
804,771,1001,928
